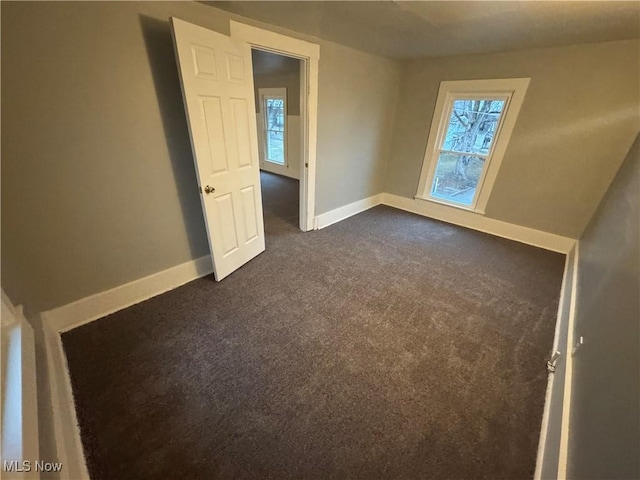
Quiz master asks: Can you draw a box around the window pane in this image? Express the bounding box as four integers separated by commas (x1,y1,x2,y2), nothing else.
266,98,285,132
265,98,285,164
430,152,485,206
442,99,505,155
266,130,284,164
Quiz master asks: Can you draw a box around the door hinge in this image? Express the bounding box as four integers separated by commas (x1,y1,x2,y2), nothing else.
305,162,309,168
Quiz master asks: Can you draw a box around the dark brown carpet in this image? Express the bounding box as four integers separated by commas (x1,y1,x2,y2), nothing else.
63,199,565,480
260,170,299,228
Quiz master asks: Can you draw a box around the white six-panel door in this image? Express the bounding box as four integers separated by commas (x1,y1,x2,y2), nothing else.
171,18,265,281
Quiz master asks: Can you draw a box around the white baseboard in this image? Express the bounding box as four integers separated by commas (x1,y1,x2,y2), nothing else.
558,242,579,478
382,193,576,253
44,255,213,334
40,254,214,480
534,245,578,479
315,194,383,230
42,316,89,480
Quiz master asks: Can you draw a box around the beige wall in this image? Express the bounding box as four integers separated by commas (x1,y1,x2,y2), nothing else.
317,43,400,212
1,1,401,312
385,40,640,238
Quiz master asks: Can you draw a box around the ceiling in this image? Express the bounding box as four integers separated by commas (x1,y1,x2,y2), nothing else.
206,1,640,60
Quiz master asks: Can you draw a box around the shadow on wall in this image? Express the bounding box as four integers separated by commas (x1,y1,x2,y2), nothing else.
138,14,209,261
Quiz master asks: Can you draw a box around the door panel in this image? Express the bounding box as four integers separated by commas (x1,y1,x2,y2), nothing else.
200,96,229,174
215,194,239,256
226,53,246,83
192,45,217,80
172,18,265,280
240,185,259,242
232,99,253,168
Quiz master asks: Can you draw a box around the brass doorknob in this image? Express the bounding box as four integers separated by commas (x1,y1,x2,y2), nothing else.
204,185,215,194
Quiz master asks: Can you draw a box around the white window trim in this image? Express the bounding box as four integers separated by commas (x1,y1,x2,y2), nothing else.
415,78,530,214
258,87,288,167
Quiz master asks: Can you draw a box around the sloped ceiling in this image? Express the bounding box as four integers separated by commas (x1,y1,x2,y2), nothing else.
206,1,640,59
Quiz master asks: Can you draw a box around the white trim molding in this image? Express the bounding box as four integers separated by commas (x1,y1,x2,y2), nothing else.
42,317,89,480
534,246,578,479
558,242,579,478
315,194,383,230
40,254,215,480
258,87,289,168
1,291,39,474
45,255,213,334
257,114,302,180
416,78,530,213
230,20,320,233
230,21,319,59
383,193,575,253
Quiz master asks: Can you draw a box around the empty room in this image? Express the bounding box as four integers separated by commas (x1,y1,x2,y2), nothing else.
1,2,638,479
252,49,304,231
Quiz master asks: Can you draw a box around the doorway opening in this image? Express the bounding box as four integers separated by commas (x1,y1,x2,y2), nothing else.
172,19,320,280
251,50,302,231
230,20,320,234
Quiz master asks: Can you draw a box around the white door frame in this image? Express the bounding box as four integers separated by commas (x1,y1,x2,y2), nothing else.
230,21,320,232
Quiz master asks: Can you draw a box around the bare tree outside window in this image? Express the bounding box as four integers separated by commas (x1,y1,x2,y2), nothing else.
264,97,286,164
431,99,505,205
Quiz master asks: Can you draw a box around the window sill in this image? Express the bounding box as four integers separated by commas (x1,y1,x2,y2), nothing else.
413,195,486,215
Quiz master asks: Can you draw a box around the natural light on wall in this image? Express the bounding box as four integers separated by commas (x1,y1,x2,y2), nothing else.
416,78,530,213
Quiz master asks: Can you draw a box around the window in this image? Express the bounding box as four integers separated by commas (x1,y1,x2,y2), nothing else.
259,88,287,166
416,78,530,213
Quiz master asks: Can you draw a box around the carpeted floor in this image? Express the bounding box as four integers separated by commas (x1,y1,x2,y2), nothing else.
63,188,565,479
259,170,299,228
